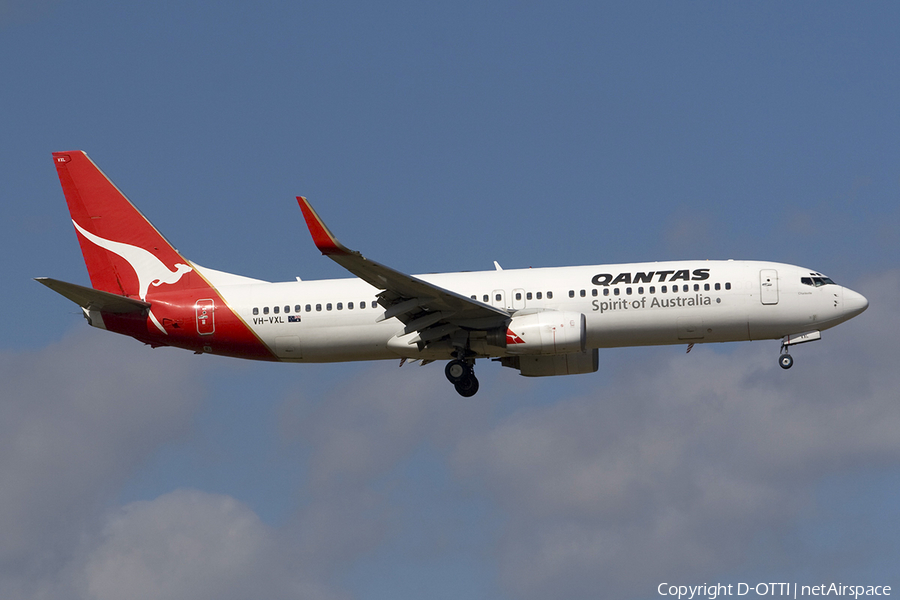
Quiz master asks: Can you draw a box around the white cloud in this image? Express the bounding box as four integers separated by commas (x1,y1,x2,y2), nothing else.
0,329,205,598
80,489,339,600
69,367,494,600
83,490,270,600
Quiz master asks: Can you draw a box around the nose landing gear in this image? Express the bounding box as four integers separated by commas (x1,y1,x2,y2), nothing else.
445,357,479,397
779,352,794,369
778,330,822,370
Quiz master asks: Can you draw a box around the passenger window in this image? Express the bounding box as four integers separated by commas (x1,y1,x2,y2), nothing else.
471,295,476,300
337,302,343,310
349,302,354,309
661,285,667,293
603,288,609,296
326,303,332,311
569,290,574,298
263,307,269,315
704,284,709,291
285,305,290,313
637,287,644,295
483,294,489,302
316,304,322,311
614,288,620,296
495,293,502,302
371,301,377,308
515,292,522,300
580,290,586,297
683,285,689,292
626,287,632,295
592,289,598,297
725,282,731,290
694,284,699,292
527,292,533,300
273,306,279,314
649,286,655,294
306,304,312,312
536,292,542,300
715,283,721,291
360,301,366,309
295,305,302,313
253,307,259,316
547,291,553,299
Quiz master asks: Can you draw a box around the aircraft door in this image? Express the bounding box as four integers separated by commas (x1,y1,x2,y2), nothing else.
491,289,506,309
759,269,779,305
195,299,215,335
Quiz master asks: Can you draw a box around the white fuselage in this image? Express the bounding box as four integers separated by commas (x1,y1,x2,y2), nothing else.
206,259,867,363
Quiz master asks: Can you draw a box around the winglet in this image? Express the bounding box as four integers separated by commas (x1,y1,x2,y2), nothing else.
297,196,350,256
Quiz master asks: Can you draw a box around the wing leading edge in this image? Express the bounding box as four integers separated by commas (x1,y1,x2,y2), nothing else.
297,197,510,347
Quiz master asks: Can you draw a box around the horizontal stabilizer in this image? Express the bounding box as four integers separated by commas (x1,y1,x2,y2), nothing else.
35,277,150,314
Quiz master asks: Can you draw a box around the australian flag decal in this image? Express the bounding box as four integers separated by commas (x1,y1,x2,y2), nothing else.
288,315,301,323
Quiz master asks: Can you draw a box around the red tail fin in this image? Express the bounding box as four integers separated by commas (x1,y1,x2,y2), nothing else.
53,151,198,299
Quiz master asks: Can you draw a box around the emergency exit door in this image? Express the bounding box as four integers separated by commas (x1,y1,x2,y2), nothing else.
491,289,506,309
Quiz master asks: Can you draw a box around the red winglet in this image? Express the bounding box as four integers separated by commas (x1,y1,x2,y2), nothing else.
297,196,347,255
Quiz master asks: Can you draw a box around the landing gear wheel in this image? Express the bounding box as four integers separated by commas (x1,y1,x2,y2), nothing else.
445,360,468,383
779,354,794,369
454,375,479,397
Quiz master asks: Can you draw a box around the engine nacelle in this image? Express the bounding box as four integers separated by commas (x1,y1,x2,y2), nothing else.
500,349,599,377
504,311,586,355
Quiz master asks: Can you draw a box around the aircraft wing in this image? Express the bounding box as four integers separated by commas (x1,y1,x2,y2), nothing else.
297,197,510,344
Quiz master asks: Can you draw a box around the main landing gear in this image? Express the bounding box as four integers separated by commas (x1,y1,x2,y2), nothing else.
445,358,479,397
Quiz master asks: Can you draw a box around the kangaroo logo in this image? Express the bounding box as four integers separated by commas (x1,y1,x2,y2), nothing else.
506,328,526,345
72,220,193,334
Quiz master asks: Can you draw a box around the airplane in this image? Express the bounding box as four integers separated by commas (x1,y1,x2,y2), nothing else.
38,151,869,397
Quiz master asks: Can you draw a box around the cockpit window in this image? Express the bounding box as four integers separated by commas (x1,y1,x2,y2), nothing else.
801,276,836,287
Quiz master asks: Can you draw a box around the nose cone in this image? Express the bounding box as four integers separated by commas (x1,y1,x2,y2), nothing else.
843,287,869,319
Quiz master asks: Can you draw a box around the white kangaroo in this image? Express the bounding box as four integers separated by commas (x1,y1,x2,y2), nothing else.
72,220,192,333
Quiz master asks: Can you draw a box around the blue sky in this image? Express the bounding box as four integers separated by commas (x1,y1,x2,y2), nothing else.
2,2,899,599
